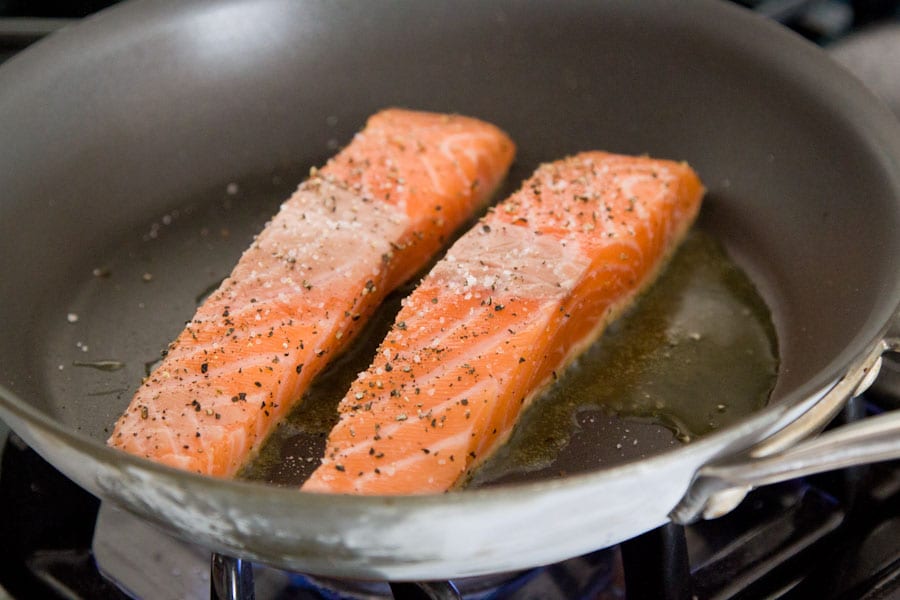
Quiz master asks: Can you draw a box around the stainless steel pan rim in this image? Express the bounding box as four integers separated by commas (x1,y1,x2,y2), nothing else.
0,335,882,579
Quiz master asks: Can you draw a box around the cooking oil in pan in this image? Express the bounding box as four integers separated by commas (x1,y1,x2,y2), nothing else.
242,230,779,486
468,231,778,486
240,287,408,485
41,148,777,485
42,170,302,439
47,163,776,484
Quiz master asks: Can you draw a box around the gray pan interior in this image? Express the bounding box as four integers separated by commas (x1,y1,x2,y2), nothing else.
1,0,900,580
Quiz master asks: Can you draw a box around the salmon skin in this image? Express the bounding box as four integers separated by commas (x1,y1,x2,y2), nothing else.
107,109,515,476
303,151,704,495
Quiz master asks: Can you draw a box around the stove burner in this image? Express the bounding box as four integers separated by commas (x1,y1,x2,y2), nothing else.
91,501,618,599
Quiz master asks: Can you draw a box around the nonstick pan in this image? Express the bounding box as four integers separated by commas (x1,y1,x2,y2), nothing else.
2,0,900,581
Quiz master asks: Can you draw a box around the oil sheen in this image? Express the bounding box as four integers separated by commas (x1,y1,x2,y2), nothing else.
469,230,778,486
242,230,779,486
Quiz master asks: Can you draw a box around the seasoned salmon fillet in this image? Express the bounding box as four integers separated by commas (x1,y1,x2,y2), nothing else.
303,151,704,494
108,109,515,476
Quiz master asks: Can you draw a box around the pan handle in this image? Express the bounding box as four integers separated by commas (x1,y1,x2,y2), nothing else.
670,337,900,524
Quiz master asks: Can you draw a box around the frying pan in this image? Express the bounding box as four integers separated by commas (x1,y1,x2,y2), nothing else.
1,0,900,581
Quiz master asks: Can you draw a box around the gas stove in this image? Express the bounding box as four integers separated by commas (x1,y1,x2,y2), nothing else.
1,2,900,599
2,393,899,599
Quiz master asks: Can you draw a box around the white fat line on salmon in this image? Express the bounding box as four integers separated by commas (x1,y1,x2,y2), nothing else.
133,378,273,425
131,388,214,434
322,430,472,487
439,134,483,191
472,370,551,460
601,236,646,256
158,452,194,471
402,300,503,352
280,196,409,238
249,244,405,283
200,428,246,475
211,273,350,314
260,179,408,244
523,161,675,222
194,425,228,473
144,349,296,391
367,430,471,484
152,418,253,474
332,376,501,461
444,130,504,173
130,420,195,463
589,260,641,283
419,155,449,197
377,308,551,390
141,423,180,454
432,227,589,298
614,177,666,222
208,300,339,338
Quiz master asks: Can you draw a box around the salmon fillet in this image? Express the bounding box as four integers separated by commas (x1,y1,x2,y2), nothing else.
303,151,704,495
107,109,515,476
